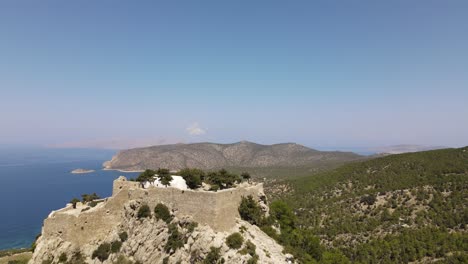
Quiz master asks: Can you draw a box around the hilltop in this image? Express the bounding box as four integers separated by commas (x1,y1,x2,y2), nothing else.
29,174,292,264
269,147,468,263
103,141,363,172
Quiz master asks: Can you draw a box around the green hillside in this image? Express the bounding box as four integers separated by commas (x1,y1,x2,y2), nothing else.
269,147,468,263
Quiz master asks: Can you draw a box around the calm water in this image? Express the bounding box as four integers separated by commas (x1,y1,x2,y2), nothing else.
0,148,139,250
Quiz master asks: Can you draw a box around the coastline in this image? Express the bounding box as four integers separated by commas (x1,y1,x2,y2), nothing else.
102,168,144,173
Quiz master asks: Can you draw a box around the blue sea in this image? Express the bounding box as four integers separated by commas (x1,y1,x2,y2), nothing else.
0,147,140,250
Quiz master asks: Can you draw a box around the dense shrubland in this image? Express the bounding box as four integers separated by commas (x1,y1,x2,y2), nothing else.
268,147,468,263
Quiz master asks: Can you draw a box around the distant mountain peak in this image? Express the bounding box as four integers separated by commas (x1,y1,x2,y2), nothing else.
103,141,363,171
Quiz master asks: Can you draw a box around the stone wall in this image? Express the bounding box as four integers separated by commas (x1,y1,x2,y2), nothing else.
40,177,265,246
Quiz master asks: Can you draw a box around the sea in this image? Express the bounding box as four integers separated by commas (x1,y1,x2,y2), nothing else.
0,147,140,250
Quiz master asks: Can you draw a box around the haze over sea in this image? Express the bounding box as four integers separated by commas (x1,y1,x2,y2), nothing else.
0,148,139,250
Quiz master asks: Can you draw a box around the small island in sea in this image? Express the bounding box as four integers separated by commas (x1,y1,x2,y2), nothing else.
70,168,95,174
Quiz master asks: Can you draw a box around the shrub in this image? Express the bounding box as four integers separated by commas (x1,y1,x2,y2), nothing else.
119,231,128,242
209,184,220,191
88,201,98,207
92,242,111,261
226,232,244,249
165,224,184,253
137,204,151,219
162,257,169,264
247,254,259,264
240,240,256,256
154,203,172,223
111,240,123,253
238,196,263,225
203,247,221,264
58,252,67,262
187,222,198,233
360,194,377,206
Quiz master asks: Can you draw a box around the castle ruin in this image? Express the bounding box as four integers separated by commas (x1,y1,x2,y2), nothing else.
40,176,266,247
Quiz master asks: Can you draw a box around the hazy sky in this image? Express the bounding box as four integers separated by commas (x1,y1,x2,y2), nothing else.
1,1,467,149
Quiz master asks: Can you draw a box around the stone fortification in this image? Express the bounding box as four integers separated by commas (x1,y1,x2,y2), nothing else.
41,177,266,247
30,176,292,264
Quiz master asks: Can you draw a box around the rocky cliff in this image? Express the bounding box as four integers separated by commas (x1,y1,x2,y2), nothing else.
29,177,292,264
103,141,362,171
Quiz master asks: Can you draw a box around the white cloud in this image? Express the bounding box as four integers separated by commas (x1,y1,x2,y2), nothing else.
186,122,206,136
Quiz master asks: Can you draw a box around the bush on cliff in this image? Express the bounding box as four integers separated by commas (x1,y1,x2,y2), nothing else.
203,247,222,264
119,231,128,242
111,240,123,253
137,204,151,219
92,242,111,261
164,224,184,253
238,195,264,225
226,232,244,249
154,203,172,223
239,240,256,256
58,252,67,262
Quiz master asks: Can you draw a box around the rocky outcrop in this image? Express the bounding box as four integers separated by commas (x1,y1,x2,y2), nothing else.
103,141,362,171
29,177,292,264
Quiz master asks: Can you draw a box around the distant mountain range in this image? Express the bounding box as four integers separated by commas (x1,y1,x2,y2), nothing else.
103,141,364,171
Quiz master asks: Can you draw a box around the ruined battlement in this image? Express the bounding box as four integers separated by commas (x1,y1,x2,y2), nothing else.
41,176,266,247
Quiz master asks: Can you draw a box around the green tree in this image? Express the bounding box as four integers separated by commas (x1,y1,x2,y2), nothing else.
178,168,204,189
269,200,296,231
69,198,80,209
136,169,156,182
81,193,100,203
157,168,173,186
241,172,251,181
206,169,241,190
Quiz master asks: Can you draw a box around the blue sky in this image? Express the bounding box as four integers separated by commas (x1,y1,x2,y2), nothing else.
1,1,467,149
